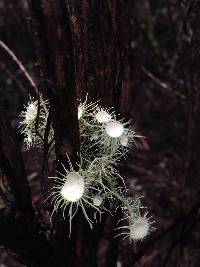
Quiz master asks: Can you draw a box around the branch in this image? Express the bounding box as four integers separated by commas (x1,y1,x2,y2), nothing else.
141,66,185,99
0,210,66,267
163,209,199,266
0,40,48,115
0,62,27,100
0,103,33,216
124,200,200,266
0,40,38,94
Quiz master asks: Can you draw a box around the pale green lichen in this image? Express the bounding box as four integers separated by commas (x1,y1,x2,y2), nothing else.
19,96,54,149
19,94,154,241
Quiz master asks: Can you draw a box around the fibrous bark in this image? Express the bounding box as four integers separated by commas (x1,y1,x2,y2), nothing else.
27,1,123,266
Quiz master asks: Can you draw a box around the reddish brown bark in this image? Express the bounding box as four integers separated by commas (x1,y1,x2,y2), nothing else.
29,0,80,160
67,1,123,109
27,1,123,266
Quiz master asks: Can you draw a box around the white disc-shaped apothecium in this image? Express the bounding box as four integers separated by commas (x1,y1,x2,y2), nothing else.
61,172,85,202
25,103,37,122
130,217,150,241
78,105,84,120
95,110,112,123
120,135,129,147
105,121,124,138
93,195,103,207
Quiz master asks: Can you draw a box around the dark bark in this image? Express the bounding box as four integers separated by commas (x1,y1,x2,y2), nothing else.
29,0,80,160
67,1,123,109
66,2,123,264
0,102,33,217
28,1,123,266
2,1,200,266
28,1,81,265
0,210,67,267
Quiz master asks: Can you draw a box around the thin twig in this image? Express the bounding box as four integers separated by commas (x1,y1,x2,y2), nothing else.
0,41,38,93
0,62,27,99
0,40,48,115
141,66,186,99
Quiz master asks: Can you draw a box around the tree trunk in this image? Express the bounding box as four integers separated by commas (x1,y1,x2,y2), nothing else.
28,1,123,266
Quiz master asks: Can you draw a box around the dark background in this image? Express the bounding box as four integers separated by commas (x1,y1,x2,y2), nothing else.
0,0,200,266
